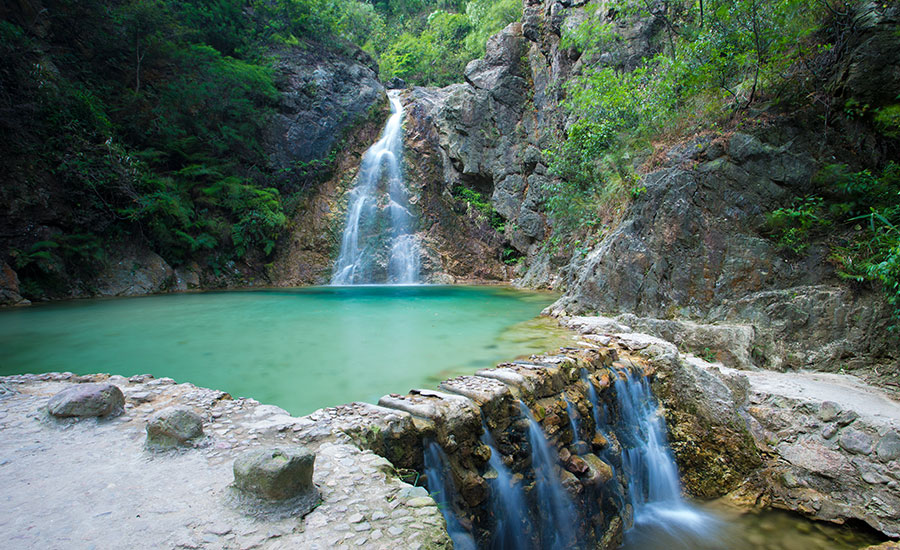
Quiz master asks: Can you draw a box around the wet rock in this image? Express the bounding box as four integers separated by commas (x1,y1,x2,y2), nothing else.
571,440,591,455
581,454,614,485
173,263,201,291
591,432,609,450
565,455,589,475
458,471,488,507
385,77,407,89
839,429,875,455
233,447,317,501
47,383,125,418
146,406,204,448
265,46,383,167
650,352,762,497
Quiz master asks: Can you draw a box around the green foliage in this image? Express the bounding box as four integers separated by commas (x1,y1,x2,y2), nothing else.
767,163,900,321
501,246,523,265
1,0,294,274
544,0,864,240
874,104,900,138
766,197,831,254
454,186,492,214
374,0,521,86
453,185,504,229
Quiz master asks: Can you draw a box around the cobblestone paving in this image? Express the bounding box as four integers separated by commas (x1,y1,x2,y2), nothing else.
0,373,451,550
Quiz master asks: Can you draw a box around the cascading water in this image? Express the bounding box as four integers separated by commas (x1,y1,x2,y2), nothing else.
479,422,534,550
331,91,420,285
563,395,582,443
611,366,716,547
517,401,580,549
423,441,477,550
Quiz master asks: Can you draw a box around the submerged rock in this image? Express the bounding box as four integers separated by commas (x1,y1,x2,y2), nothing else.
146,406,204,449
233,447,317,501
47,383,124,418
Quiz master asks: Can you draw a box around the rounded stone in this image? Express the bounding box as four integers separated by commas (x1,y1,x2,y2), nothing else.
146,406,204,448
875,431,900,462
233,447,316,500
838,428,875,455
47,383,125,418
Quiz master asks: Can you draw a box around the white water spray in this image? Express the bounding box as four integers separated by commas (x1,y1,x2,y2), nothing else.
331,91,420,285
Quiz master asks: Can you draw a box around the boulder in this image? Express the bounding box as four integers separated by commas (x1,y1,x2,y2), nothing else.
95,246,175,297
233,447,317,501
146,406,204,448
0,262,29,306
47,383,125,418
580,453,614,486
876,431,900,462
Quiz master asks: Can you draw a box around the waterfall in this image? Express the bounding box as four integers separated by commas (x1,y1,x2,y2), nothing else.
331,91,420,285
517,402,580,549
480,423,534,550
423,441,477,550
611,366,715,546
563,395,582,443
582,369,604,428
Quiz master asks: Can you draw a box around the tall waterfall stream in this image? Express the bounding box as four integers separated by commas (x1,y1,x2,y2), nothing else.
331,91,420,285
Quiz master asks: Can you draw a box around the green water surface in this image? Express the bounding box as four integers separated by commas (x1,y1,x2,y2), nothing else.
0,286,567,415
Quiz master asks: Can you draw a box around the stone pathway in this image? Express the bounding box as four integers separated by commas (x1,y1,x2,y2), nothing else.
0,374,451,550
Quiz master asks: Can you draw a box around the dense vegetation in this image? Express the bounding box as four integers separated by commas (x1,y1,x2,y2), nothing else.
545,0,900,318
1,0,311,290
368,0,522,86
0,0,514,296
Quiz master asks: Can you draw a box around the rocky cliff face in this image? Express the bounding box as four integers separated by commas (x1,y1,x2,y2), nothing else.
267,87,513,286
265,45,385,171
545,130,897,372
405,0,899,374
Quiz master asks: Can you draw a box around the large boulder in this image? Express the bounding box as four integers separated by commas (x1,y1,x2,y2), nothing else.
47,383,125,418
145,406,205,449
95,245,175,297
233,447,317,501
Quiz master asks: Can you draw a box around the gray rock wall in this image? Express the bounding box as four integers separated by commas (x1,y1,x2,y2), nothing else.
265,46,384,170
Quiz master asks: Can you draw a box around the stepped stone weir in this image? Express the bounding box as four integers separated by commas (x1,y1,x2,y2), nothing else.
331,90,421,285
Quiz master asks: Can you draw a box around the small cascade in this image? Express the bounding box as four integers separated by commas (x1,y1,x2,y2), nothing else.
479,423,534,550
611,367,715,545
423,441,477,550
331,91,420,285
581,368,607,429
517,401,580,549
563,395,582,443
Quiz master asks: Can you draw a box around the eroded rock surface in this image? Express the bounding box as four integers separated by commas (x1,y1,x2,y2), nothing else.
566,314,900,538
